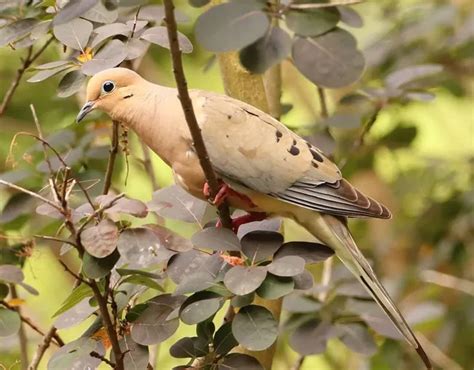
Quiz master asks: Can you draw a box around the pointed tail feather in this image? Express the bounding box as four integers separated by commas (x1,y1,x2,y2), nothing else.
320,215,432,369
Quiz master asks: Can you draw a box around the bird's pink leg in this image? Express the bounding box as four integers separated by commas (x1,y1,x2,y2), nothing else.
202,181,256,208
215,212,268,233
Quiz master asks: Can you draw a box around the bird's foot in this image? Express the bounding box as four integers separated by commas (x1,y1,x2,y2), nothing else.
203,181,256,208
216,212,268,233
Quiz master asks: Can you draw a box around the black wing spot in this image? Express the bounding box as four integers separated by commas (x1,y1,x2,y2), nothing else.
276,130,283,142
310,148,324,162
123,93,134,99
312,162,319,168
243,108,259,117
227,114,232,119
288,146,300,156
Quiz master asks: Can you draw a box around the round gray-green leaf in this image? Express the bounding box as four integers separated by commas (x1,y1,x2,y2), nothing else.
81,219,118,258
53,18,93,50
0,264,24,283
57,70,86,98
53,0,99,26
195,2,270,52
140,26,193,54
256,273,294,300
0,308,21,337
179,292,223,325
241,230,283,263
82,39,128,76
218,353,264,370
335,323,377,355
240,27,291,74
191,226,241,252
292,28,365,88
224,266,267,295
232,305,278,351
267,255,305,277
286,8,340,37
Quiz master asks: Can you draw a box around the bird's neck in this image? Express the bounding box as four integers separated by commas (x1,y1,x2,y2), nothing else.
118,83,188,167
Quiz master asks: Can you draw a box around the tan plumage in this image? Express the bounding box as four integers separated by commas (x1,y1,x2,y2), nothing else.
78,68,430,368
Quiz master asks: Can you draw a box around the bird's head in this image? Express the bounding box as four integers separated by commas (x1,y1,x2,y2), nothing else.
76,67,143,122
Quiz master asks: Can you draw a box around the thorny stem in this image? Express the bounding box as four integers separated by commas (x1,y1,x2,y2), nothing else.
0,37,54,116
163,0,233,230
102,121,120,195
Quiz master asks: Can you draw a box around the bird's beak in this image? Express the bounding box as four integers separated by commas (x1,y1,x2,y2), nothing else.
76,101,96,122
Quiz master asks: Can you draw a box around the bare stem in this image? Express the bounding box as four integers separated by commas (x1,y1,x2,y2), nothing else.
28,326,63,370
9,285,28,369
90,351,116,368
0,37,54,116
103,121,120,195
163,0,232,229
0,179,62,212
140,142,159,190
317,86,329,119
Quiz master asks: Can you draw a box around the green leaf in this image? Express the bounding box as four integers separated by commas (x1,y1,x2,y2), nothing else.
116,268,162,279
195,2,270,52
385,64,443,90
179,291,223,325
48,337,104,370
0,308,21,337
232,305,278,351
0,283,8,300
286,8,340,37
240,27,291,74
283,293,322,313
214,321,238,356
82,249,120,279
292,28,365,88
256,273,294,299
224,266,267,296
52,283,93,318
125,303,149,323
122,275,164,292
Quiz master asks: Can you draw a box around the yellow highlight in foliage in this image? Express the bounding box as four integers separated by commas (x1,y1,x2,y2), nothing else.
77,48,94,63
7,298,25,307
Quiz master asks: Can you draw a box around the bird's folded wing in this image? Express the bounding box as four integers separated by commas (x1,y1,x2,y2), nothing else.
194,91,390,219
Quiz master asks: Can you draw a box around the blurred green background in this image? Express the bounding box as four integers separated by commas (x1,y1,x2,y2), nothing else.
0,0,473,369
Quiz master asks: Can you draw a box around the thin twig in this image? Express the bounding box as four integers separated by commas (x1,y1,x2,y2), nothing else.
288,0,362,9
421,270,474,296
34,234,76,247
28,326,63,370
0,179,62,212
0,37,54,116
58,260,90,286
9,285,28,369
102,121,120,195
90,351,116,368
163,0,233,229
140,142,159,190
317,86,329,119
0,300,63,347
290,355,305,370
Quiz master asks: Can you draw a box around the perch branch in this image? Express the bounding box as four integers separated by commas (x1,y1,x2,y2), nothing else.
163,0,233,229
102,121,120,195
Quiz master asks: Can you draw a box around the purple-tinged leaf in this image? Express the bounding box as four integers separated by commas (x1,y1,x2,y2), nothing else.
232,305,278,351
289,319,335,355
274,241,334,263
241,230,283,263
335,323,377,355
81,219,118,258
218,353,263,370
82,1,118,24
179,291,223,325
57,70,86,98
256,273,294,300
267,255,305,277
224,266,267,296
283,292,321,313
191,227,241,252
140,26,193,53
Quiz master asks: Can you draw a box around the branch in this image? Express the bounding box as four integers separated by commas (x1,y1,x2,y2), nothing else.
140,142,159,190
90,351,116,368
421,270,474,296
163,0,232,229
0,36,54,116
1,300,63,347
317,86,329,119
9,285,28,369
58,260,89,286
102,121,120,195
0,179,62,212
28,326,63,370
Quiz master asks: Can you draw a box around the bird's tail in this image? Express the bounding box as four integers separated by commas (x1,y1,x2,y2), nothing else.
306,214,432,369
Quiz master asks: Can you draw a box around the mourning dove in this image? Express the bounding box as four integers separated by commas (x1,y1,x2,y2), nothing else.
77,67,430,368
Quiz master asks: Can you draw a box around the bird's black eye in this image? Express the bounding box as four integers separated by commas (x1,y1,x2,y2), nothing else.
102,81,115,94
